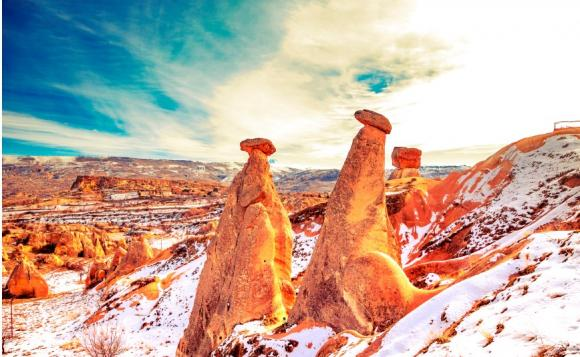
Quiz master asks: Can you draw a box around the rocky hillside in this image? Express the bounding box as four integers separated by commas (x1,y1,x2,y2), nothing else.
2,125,578,357
2,155,466,204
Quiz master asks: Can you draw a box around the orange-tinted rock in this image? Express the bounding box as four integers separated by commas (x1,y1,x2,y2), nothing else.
55,232,84,257
392,147,422,169
86,259,109,288
177,138,294,356
6,258,49,298
113,236,154,275
21,224,124,258
389,147,422,179
354,109,392,134
71,175,225,200
385,177,440,263
109,247,127,273
240,138,276,156
289,110,438,334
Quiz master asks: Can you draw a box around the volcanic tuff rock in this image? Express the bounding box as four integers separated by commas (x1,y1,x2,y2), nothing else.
4,223,123,258
177,138,295,356
86,259,109,288
6,257,49,298
112,236,153,276
389,147,422,179
289,110,437,334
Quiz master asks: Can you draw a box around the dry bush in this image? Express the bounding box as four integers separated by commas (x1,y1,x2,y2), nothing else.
79,323,127,357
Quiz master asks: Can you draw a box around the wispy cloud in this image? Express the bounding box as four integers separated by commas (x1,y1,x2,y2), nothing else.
4,0,580,167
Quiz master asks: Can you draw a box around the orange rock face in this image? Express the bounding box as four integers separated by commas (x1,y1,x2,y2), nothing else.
389,147,422,179
289,110,437,334
112,236,154,276
177,138,295,356
6,258,49,298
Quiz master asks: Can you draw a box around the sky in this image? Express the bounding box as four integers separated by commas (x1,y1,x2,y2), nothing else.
3,0,580,168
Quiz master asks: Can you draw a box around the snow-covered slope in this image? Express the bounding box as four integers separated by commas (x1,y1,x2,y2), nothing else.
2,130,578,356
213,231,580,357
407,131,579,264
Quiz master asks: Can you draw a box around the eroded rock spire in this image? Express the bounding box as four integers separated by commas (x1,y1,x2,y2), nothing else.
289,109,436,334
177,138,294,356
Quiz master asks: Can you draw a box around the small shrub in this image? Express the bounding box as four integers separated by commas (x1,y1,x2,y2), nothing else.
79,323,127,357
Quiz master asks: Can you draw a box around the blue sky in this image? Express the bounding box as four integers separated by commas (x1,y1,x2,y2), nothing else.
3,0,291,156
3,0,580,167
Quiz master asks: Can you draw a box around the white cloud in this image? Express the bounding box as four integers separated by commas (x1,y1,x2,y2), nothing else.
5,0,580,167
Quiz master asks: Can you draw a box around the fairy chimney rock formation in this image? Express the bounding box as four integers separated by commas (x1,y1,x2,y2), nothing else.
289,110,437,334
389,147,422,179
177,138,295,356
6,257,49,298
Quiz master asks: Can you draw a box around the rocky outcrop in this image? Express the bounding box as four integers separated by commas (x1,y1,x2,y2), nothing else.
9,223,122,258
289,110,437,334
389,147,422,179
86,259,109,288
177,138,295,356
86,246,127,288
109,247,127,273
5,257,49,298
113,236,153,276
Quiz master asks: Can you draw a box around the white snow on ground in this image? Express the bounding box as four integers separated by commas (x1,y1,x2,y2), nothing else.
97,242,207,357
424,134,579,257
45,268,86,294
218,320,335,356
2,270,100,356
216,231,580,356
400,213,436,266
420,231,580,356
291,222,321,278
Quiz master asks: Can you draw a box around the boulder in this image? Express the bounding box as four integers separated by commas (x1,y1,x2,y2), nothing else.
6,258,49,298
289,110,437,334
86,259,109,288
354,109,392,134
240,137,276,156
389,147,422,179
177,138,294,356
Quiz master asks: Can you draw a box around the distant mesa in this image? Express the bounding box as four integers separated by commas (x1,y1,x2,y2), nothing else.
177,137,294,356
389,146,422,179
70,175,225,201
289,110,438,334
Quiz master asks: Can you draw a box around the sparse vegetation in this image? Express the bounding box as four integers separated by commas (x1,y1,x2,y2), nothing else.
79,323,127,357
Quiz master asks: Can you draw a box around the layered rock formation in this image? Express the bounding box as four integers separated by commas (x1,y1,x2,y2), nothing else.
5,257,49,298
177,138,295,356
71,175,225,200
289,110,437,334
6,223,122,258
389,147,422,179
